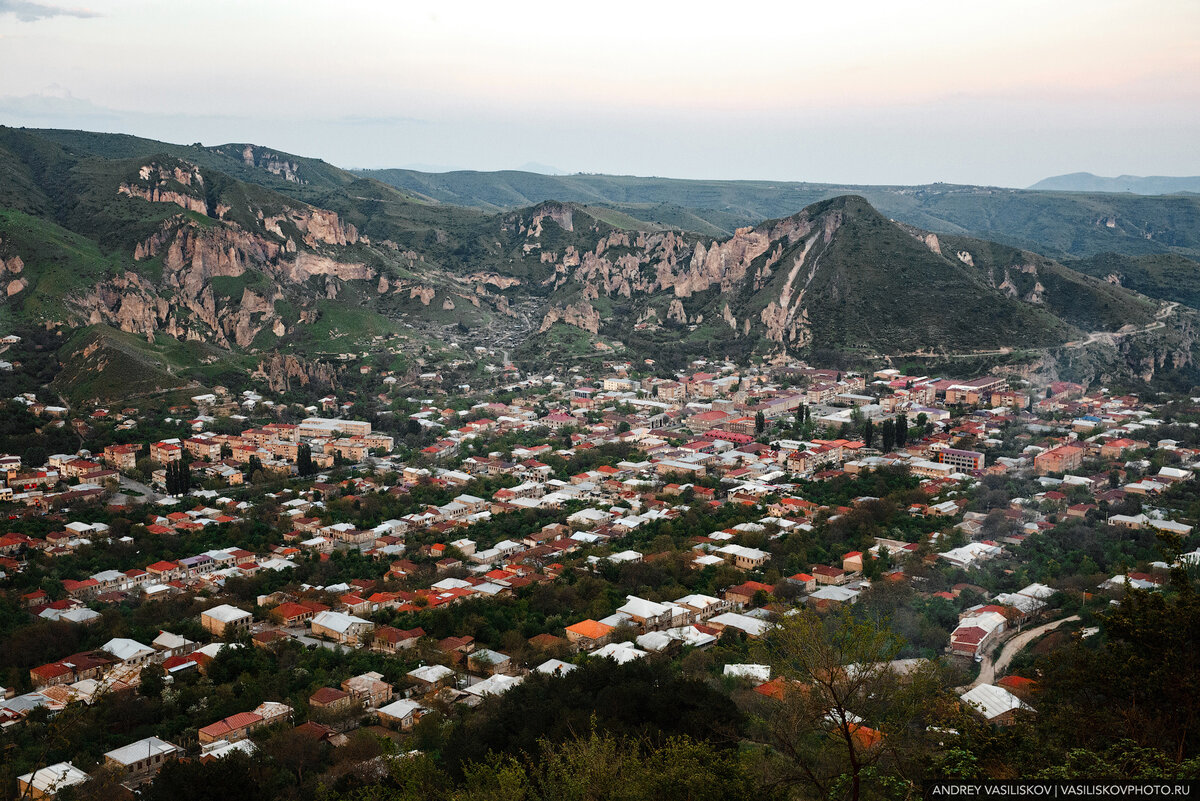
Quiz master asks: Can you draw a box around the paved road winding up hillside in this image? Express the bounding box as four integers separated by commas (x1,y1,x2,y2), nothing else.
969,614,1081,689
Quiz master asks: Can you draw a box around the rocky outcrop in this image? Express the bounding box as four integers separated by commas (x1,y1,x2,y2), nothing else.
227,288,280,348
466,272,521,290
119,161,208,215
263,208,359,248
410,286,436,305
240,145,305,183
119,183,207,215
253,353,338,392
527,203,574,237
81,272,173,339
539,301,601,334
283,252,373,282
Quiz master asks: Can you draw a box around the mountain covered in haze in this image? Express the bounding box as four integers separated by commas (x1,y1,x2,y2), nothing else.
2,126,1200,402
1029,173,1200,196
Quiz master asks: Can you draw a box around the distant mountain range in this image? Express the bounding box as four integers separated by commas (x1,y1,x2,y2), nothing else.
1029,173,1200,195
355,168,1200,258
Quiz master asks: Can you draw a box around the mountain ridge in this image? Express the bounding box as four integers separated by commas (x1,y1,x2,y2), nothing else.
1029,172,1200,195
355,167,1200,259
1,126,1198,397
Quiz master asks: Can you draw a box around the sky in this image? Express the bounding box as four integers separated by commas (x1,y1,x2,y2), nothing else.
1,0,1198,186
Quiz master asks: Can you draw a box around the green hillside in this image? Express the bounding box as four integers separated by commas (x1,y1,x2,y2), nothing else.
1070,252,1200,309
0,125,1195,397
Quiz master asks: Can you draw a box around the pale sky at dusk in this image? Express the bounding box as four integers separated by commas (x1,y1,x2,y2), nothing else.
1,0,1197,186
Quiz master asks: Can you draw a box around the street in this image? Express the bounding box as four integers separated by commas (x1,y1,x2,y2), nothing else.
969,614,1081,689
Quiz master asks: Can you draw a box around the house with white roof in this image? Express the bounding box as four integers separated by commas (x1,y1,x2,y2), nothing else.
534,658,577,676
407,664,455,691
959,684,1031,724
723,664,771,683
464,673,524,696
201,604,253,637
592,641,648,664
310,610,374,645
616,596,675,631
377,698,426,730
715,543,770,570
707,612,773,637
104,736,182,786
101,638,157,667
18,763,90,798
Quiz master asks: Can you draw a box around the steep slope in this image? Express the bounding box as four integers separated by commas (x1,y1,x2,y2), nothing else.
0,127,515,365
1069,252,1200,309
361,168,1200,258
502,196,1161,366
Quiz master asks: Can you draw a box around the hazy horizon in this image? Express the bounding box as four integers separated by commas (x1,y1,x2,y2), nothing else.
1,0,1197,187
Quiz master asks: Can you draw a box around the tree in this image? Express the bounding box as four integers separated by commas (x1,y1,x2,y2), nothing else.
862,419,875,449
881,419,895,453
164,460,191,496
298,443,314,476
260,726,324,783
141,751,268,801
1030,572,1200,765
381,730,753,801
755,411,766,435
895,413,907,448
139,663,166,698
58,764,128,801
753,608,948,801
22,445,47,469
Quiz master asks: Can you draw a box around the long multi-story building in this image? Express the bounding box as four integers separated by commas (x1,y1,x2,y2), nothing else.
299,417,372,438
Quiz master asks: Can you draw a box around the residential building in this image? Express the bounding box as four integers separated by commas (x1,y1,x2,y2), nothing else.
103,737,182,787
201,604,253,637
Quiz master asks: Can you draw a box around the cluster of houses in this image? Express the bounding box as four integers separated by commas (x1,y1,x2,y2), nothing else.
5,356,1200,794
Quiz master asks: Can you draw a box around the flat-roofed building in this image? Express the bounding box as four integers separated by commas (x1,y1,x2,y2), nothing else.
299,417,372,438
937,448,985,472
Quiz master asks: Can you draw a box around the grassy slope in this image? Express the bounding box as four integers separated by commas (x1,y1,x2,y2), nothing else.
0,208,126,327
51,326,191,403
1069,253,1200,309
933,233,1157,332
